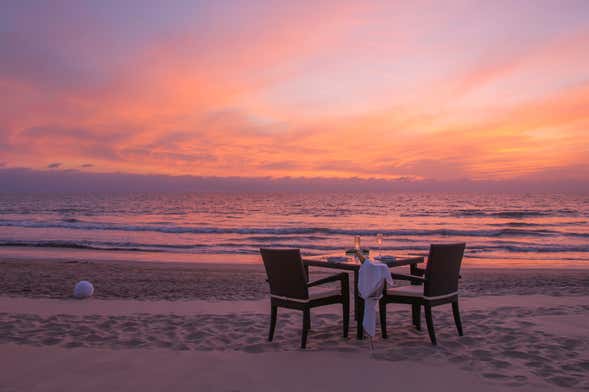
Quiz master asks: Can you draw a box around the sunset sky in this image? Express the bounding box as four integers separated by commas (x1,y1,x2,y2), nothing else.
1,0,588,188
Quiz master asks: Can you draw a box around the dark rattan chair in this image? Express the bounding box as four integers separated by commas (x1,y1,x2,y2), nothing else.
379,243,466,345
260,248,349,349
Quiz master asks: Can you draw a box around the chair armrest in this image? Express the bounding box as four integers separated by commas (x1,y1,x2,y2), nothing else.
411,266,426,276
308,273,349,298
390,273,426,284
308,272,347,287
413,263,459,278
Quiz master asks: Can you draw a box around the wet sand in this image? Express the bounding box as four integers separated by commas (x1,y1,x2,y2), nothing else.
2,258,588,300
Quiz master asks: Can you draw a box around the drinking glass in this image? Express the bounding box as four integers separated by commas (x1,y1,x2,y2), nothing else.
376,233,383,256
353,236,361,262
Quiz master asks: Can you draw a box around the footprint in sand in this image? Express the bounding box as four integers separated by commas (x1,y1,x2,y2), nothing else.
549,376,579,388
42,337,62,345
470,349,493,361
490,360,511,369
502,350,534,360
85,333,104,342
482,373,510,380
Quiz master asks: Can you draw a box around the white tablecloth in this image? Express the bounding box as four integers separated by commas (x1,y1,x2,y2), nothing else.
358,259,394,337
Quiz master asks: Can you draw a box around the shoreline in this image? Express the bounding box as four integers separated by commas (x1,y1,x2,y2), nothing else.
1,246,588,269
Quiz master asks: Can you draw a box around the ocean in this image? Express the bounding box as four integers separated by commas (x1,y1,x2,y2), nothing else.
0,192,588,266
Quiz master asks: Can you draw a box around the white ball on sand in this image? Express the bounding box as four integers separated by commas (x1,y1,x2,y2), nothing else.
73,280,94,299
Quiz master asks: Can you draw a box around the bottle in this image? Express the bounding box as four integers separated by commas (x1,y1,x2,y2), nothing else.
354,235,361,251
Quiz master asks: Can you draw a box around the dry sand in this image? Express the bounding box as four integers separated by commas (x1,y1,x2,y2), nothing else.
1,258,588,391
0,344,508,392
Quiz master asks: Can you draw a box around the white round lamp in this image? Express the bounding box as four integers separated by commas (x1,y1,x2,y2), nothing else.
73,280,94,299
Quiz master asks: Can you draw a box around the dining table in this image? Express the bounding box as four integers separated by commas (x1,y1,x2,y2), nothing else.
303,252,425,340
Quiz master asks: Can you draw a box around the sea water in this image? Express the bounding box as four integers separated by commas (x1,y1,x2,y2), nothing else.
0,192,587,266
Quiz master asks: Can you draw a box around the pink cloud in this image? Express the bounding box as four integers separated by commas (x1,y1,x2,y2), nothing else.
0,0,588,184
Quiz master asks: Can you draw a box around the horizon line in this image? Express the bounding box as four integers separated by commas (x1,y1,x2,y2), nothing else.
1,167,588,193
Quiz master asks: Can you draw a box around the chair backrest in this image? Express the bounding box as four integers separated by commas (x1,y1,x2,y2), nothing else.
424,243,465,298
260,248,309,300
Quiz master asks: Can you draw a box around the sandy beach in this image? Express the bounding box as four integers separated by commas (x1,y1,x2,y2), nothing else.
0,258,588,391
3,0,589,389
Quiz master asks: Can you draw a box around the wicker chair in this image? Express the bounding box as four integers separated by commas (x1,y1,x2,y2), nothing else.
260,248,350,348
379,243,466,345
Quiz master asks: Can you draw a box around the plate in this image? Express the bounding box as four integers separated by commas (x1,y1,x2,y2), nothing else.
326,256,348,263
375,255,396,262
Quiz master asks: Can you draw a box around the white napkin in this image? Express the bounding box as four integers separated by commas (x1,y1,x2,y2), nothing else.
358,259,394,337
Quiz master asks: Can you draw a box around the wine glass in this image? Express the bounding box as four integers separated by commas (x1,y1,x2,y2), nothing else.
354,236,361,263
376,233,383,257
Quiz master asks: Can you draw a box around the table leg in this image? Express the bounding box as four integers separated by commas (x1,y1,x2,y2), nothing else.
410,263,422,285
354,270,363,340
357,298,364,340
353,270,358,321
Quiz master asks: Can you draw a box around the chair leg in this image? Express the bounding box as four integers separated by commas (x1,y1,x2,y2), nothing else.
268,305,277,341
452,300,464,336
356,298,364,340
342,298,349,338
342,273,350,338
301,308,310,349
412,303,421,331
424,304,437,345
379,300,387,339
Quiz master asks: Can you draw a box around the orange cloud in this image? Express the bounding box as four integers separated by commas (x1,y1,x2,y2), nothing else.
1,1,588,185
